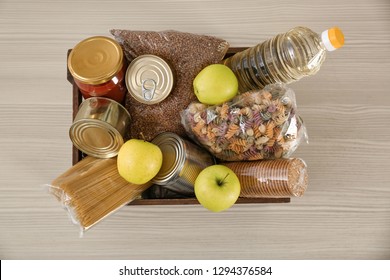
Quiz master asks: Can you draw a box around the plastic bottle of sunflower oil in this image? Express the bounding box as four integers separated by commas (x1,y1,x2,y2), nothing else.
223,26,345,92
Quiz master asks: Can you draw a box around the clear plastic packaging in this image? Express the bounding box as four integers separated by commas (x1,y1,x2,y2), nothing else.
46,156,152,234
181,84,307,161
110,29,230,141
222,158,308,197
223,26,345,92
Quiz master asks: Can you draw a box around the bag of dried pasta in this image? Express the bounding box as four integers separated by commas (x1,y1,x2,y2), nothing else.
181,84,307,161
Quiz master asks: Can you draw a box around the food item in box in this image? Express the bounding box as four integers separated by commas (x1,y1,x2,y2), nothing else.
69,97,131,159
181,83,307,161
110,29,229,141
68,36,127,103
223,26,345,92
117,139,163,185
125,54,175,105
47,156,152,233
193,64,238,105
151,132,215,196
142,184,192,199
194,165,241,212
222,158,308,197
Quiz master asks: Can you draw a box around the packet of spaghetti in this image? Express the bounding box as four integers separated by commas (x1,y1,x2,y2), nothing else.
46,156,151,235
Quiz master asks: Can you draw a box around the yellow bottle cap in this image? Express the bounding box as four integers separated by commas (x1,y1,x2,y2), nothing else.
328,27,344,49
322,27,345,51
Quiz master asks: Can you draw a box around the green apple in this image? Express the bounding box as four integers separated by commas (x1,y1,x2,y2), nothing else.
117,139,163,184
193,64,238,105
194,165,241,212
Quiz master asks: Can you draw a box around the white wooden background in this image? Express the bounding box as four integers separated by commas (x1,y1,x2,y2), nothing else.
1,0,389,259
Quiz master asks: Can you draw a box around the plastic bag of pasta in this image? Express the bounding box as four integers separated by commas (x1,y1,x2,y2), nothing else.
181,84,308,161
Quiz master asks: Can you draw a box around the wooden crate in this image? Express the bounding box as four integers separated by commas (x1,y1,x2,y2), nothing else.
67,48,291,205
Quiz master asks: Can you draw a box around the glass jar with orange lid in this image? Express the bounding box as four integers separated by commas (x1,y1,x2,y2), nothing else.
68,36,127,103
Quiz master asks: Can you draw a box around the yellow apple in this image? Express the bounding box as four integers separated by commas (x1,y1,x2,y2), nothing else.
193,64,238,105
194,165,241,212
117,139,163,184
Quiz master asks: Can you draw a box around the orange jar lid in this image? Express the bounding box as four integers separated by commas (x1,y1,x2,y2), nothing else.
68,36,123,85
321,27,345,51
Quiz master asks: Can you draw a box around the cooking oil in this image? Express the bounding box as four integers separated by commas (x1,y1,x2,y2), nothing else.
224,26,345,92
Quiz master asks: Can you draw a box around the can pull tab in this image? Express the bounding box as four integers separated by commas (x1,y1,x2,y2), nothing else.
142,79,156,101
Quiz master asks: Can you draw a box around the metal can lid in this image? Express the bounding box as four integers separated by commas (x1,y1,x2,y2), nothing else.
69,97,131,159
68,36,124,85
151,132,185,185
125,55,174,105
69,119,125,158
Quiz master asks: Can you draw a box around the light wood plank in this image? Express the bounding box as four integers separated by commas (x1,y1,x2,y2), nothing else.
0,0,389,260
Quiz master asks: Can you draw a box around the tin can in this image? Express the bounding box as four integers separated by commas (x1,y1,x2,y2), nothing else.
143,185,191,199
69,97,131,158
68,36,127,103
125,54,174,104
151,132,215,196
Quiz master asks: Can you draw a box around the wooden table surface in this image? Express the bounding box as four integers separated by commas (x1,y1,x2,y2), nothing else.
1,0,389,259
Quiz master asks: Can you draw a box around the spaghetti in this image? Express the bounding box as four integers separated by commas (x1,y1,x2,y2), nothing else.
48,156,152,231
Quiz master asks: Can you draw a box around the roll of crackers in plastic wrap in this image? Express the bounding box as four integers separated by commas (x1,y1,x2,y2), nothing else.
222,158,308,198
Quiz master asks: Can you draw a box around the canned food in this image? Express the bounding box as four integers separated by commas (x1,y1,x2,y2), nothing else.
151,132,215,196
69,97,131,158
143,185,191,199
68,36,127,103
125,54,174,104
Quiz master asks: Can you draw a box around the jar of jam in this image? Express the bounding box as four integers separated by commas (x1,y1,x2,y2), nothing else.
68,36,127,103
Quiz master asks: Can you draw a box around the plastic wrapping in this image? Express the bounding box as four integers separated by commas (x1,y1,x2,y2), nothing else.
223,27,344,92
110,29,230,141
47,156,152,234
222,158,308,197
181,84,308,161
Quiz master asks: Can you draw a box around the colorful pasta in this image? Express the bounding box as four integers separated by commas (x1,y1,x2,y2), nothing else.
181,84,307,161
225,123,240,139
